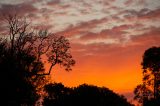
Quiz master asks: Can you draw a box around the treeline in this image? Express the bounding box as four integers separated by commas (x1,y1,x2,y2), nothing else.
43,83,134,106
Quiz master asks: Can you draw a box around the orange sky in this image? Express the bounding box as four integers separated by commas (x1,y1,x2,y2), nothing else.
0,0,160,103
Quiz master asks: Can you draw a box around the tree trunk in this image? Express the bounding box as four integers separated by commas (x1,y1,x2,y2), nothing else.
154,73,157,99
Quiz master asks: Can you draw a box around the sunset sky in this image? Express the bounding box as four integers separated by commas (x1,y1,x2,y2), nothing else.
0,0,160,102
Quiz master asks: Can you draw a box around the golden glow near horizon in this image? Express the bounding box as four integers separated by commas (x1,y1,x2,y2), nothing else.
0,0,160,102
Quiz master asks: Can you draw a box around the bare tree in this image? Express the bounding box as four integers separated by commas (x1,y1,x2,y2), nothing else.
0,14,75,105
2,14,75,75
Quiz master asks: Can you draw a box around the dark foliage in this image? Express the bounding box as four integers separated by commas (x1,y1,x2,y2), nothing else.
0,14,75,105
134,46,160,106
43,83,134,106
0,39,40,105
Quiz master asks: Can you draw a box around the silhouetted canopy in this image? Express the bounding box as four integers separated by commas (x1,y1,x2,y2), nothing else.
43,83,134,106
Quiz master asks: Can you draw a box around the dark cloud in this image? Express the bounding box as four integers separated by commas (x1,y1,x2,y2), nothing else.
121,8,150,18
130,27,160,46
47,0,71,11
122,8,160,21
79,8,91,15
57,17,108,37
138,8,160,20
0,2,38,16
80,24,138,41
124,0,146,6
124,0,133,6
0,2,39,33
33,24,53,30
80,32,99,40
71,41,117,57
101,0,116,6
47,0,61,6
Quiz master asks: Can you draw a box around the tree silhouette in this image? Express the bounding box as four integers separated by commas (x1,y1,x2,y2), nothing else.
134,46,160,106
43,83,134,106
2,14,75,75
0,14,75,105
0,38,41,105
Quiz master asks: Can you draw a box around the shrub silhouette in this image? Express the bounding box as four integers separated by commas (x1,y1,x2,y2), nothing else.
43,83,134,106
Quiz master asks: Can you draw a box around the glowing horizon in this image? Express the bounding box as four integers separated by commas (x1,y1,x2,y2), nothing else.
0,0,160,103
